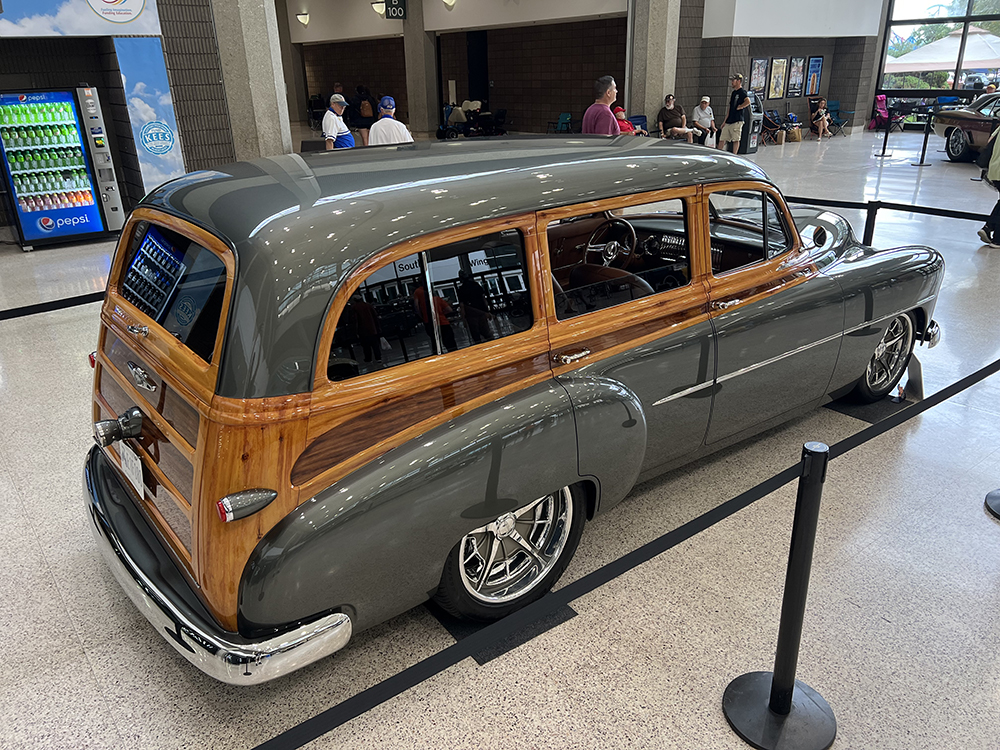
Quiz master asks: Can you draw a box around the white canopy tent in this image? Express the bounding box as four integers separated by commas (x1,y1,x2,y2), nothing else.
884,25,1000,72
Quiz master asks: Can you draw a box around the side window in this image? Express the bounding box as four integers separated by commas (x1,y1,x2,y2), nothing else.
548,198,691,321
708,189,791,274
328,229,533,382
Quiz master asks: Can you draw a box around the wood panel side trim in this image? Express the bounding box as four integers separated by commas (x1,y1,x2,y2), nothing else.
292,351,551,487
312,214,544,393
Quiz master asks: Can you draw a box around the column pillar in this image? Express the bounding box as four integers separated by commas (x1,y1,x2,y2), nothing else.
275,0,308,126
209,0,293,159
627,0,682,125
403,0,439,135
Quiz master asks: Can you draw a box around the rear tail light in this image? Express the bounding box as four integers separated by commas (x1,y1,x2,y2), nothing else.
217,489,278,522
89,351,97,368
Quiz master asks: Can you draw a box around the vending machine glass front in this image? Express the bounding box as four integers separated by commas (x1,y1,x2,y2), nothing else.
0,90,106,245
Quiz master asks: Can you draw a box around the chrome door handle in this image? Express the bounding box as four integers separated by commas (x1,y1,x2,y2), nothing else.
554,348,591,365
712,299,740,311
127,324,149,337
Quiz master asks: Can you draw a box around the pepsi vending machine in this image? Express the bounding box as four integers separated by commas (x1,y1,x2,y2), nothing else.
0,87,125,250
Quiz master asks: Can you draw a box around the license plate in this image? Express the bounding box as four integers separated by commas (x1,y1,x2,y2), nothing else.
119,440,145,499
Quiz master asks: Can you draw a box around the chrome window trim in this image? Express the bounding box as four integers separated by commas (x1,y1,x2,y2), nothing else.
653,295,935,404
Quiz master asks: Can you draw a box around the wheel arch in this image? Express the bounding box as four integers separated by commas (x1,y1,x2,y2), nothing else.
237,378,585,636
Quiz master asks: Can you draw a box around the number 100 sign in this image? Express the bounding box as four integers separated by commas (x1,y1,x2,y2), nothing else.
385,0,406,18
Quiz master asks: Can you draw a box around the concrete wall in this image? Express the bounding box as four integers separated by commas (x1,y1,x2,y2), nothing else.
288,0,626,44
704,0,882,38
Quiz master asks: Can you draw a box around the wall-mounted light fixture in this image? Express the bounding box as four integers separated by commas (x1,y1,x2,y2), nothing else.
443,0,457,7
295,12,309,25
371,1,385,16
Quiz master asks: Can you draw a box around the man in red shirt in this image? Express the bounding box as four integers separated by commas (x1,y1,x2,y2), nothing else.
582,76,621,136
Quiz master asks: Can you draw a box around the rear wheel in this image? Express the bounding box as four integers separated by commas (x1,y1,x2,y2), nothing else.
433,485,585,621
851,313,915,403
945,127,974,162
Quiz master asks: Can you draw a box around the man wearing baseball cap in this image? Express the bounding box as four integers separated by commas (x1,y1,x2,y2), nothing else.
692,96,716,145
368,96,414,146
720,74,750,154
323,94,355,150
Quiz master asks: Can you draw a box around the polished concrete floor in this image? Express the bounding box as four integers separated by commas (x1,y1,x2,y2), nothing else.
2,129,999,749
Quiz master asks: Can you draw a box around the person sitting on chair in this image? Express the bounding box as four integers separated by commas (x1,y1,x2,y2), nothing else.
812,98,833,138
657,95,694,142
691,96,717,145
613,106,647,136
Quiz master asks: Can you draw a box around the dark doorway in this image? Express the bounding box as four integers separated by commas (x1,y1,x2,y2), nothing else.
467,30,489,106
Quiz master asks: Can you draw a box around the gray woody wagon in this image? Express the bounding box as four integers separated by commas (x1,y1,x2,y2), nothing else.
84,136,943,683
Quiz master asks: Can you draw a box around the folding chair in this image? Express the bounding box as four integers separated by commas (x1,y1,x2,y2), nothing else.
826,100,853,136
807,96,823,138
629,115,648,134
890,100,913,132
761,112,780,145
547,113,573,133
869,94,889,130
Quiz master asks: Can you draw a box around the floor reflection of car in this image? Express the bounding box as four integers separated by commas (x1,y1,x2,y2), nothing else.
84,137,944,685
932,92,1000,161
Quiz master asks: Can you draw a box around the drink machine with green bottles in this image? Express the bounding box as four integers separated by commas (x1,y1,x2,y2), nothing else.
0,88,125,249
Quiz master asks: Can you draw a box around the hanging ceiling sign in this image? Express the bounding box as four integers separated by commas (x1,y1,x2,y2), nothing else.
385,0,406,20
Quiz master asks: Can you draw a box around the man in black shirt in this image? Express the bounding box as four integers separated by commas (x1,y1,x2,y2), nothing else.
719,73,751,154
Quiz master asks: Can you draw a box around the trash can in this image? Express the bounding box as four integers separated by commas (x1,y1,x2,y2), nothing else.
739,92,764,155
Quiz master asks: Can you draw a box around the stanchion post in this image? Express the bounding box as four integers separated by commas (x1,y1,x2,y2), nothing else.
722,442,836,750
912,113,933,167
875,106,893,158
862,201,879,246
768,443,828,715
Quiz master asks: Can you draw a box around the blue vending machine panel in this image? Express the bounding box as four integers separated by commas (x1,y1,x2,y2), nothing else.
0,90,106,245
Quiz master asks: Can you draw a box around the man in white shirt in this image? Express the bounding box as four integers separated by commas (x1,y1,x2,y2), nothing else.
368,96,414,146
692,96,716,145
322,94,354,150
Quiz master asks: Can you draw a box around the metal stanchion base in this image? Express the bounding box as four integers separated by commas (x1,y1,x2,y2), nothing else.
723,672,836,750
986,489,1000,520
873,152,894,158
911,162,932,167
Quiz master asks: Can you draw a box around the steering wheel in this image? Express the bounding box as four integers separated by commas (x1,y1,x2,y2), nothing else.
584,218,637,268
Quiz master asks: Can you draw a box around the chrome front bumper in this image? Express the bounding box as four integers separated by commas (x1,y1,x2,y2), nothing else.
84,446,352,685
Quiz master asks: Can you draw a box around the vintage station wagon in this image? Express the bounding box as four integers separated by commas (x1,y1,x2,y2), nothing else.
85,137,943,684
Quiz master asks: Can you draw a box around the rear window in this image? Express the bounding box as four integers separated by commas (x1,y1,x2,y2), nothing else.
118,223,227,363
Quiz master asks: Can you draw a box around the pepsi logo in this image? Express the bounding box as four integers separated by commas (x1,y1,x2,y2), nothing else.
18,95,27,103
37,217,55,232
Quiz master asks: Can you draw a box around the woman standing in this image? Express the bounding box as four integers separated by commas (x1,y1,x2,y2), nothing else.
351,85,378,146
978,125,1000,246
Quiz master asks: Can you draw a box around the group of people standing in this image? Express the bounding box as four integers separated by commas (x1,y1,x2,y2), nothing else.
322,83,414,149
581,73,751,155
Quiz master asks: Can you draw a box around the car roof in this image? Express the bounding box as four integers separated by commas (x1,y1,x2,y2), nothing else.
140,136,771,399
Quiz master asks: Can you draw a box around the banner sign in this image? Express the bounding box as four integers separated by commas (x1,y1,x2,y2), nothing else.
0,0,161,36
114,37,185,191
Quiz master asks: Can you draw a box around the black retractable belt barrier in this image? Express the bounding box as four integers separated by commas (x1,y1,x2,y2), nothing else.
912,113,934,167
722,442,836,750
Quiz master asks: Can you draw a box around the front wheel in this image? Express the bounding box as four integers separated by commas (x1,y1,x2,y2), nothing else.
945,127,973,162
851,312,915,403
433,485,585,621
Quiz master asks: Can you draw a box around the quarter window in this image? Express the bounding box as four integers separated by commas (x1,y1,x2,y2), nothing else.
708,190,792,274
328,229,533,382
547,197,691,321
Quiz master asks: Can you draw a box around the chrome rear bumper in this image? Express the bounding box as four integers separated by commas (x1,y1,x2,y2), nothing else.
84,446,352,685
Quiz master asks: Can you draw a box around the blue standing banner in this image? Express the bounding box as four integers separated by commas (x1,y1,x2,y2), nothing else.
114,37,186,191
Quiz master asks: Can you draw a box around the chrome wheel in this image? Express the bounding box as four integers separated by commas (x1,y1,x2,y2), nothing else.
864,314,914,394
458,488,573,604
946,127,972,161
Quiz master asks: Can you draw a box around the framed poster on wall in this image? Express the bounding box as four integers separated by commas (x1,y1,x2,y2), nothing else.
807,56,824,96
788,57,805,98
768,58,788,100
750,59,768,95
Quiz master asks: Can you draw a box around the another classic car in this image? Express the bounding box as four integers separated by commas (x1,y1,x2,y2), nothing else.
84,137,943,684
932,92,1000,161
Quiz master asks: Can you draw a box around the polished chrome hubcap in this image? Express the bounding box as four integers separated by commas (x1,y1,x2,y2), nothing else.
459,488,572,603
866,315,913,391
948,128,967,155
